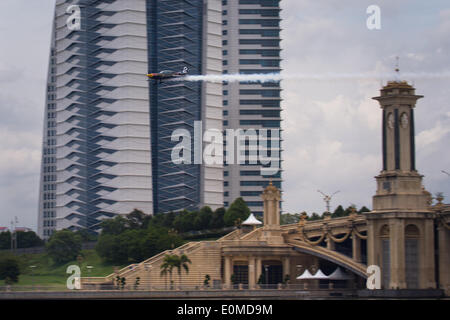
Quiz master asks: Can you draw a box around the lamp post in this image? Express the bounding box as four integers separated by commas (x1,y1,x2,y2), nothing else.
30,265,36,289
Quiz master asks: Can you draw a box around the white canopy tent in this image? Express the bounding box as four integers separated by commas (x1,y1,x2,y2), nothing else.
328,267,352,280
311,269,329,280
242,213,263,226
296,269,330,280
296,269,314,280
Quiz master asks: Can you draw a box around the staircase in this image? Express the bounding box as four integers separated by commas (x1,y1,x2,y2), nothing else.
82,241,223,290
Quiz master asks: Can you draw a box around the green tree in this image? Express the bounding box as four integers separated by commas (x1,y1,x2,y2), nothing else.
308,212,322,221
126,209,148,229
209,207,226,229
100,216,128,235
0,231,11,250
46,230,82,264
162,211,177,229
173,211,196,233
96,233,130,264
74,229,98,242
0,257,20,284
332,205,346,218
160,254,178,289
194,206,213,230
358,206,371,214
344,205,357,216
16,231,44,248
204,274,211,287
174,254,192,288
224,198,251,227
280,213,301,225
119,229,147,262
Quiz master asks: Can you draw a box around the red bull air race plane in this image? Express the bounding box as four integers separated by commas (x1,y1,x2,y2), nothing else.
147,67,189,83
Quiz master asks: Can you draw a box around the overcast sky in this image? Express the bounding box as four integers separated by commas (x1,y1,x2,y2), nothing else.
0,0,449,230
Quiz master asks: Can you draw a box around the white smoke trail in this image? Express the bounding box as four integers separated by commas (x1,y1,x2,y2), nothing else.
179,71,450,83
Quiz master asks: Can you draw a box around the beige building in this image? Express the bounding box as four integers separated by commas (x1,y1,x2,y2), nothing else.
82,80,450,296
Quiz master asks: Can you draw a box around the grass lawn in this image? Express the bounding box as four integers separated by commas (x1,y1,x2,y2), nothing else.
0,249,125,287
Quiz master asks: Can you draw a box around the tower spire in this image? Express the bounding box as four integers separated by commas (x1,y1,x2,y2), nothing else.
394,56,400,81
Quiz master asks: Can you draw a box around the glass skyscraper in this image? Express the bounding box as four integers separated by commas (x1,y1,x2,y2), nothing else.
38,0,224,239
221,0,283,216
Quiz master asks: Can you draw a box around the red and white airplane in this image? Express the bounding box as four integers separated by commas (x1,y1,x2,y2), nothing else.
147,67,189,83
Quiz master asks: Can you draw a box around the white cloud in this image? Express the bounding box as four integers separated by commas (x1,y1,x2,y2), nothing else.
0,0,449,229
416,121,450,149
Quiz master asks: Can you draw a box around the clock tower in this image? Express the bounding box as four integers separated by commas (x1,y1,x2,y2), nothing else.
372,80,429,210
366,79,436,290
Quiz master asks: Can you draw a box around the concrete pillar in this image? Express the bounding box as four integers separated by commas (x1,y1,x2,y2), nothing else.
423,219,436,288
256,257,262,285
352,232,362,263
326,235,335,251
282,257,290,283
366,221,377,267
224,256,232,289
390,219,406,289
248,257,256,289
438,226,450,294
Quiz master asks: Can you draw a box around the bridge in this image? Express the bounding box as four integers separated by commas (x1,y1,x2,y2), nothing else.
82,81,450,295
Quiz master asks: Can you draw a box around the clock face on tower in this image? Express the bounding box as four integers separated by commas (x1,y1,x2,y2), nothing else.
400,112,409,128
387,113,394,129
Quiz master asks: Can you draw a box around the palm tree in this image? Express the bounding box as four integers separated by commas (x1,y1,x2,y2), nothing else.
174,254,192,289
160,254,176,289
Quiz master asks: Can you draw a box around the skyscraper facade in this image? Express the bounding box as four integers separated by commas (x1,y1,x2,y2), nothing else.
38,0,223,239
221,0,282,215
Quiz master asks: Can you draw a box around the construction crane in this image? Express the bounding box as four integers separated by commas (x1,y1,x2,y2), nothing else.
317,190,340,213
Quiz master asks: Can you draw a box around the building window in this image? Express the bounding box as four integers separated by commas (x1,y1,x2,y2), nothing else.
241,191,262,197
239,0,279,6
240,170,260,176
246,201,263,207
239,29,280,37
223,50,228,55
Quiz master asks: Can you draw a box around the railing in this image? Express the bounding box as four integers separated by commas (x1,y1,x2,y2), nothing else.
4,282,359,293
220,240,267,247
102,242,204,282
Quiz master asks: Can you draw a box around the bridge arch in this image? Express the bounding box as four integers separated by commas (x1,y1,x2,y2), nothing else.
287,239,368,278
